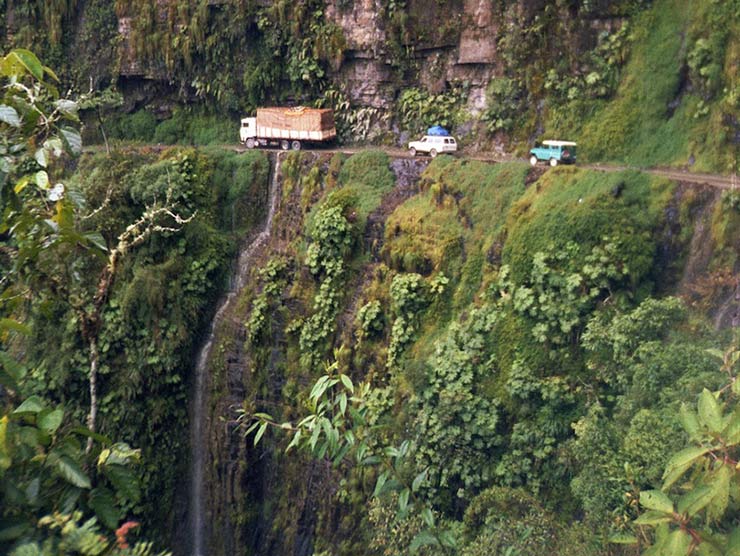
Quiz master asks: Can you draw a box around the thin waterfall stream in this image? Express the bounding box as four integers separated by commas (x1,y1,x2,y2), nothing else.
189,153,281,556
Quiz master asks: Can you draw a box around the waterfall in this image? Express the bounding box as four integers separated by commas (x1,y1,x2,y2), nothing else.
189,153,281,556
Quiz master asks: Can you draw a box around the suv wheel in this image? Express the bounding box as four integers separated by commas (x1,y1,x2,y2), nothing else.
529,155,538,167
549,158,558,167
430,149,438,158
409,147,417,157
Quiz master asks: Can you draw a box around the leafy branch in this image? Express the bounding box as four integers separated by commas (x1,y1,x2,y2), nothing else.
620,343,740,555
237,352,458,554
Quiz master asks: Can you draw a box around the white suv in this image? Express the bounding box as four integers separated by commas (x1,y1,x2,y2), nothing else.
408,135,458,158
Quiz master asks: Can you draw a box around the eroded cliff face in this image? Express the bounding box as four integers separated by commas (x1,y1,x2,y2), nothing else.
59,0,626,116
292,1,624,115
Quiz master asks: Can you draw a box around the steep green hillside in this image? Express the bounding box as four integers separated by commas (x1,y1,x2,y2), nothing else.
2,5,740,555
3,137,737,554
213,151,738,556
568,0,739,171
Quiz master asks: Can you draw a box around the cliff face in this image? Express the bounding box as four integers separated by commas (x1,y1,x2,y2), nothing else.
323,0,619,113
113,0,621,112
2,0,626,117
186,148,738,556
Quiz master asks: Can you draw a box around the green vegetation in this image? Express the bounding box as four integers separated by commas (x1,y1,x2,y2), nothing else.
236,147,739,556
0,49,170,555
0,49,270,548
4,0,740,553
35,146,268,543
549,0,739,172
96,109,237,146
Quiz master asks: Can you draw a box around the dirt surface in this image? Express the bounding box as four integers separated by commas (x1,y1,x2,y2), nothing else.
83,143,738,190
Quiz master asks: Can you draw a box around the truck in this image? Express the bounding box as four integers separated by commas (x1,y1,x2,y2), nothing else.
239,107,337,151
529,140,577,167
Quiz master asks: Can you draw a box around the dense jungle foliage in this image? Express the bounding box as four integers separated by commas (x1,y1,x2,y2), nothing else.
0,48,271,553
1,0,739,555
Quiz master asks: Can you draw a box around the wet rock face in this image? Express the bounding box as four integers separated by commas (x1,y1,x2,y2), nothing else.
325,0,387,52
320,0,618,118
107,0,626,121
458,0,498,65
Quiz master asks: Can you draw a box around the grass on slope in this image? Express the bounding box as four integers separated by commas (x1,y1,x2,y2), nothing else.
502,166,675,287
384,158,529,307
562,0,738,172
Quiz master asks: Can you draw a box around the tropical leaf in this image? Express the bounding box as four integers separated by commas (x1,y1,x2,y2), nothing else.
609,532,638,544
83,232,108,252
104,463,140,503
5,49,44,80
13,396,45,415
635,510,674,526
679,404,701,441
54,99,78,117
340,373,354,393
37,408,64,435
52,453,91,489
412,469,427,492
398,487,410,513
663,529,692,554
90,487,120,530
677,485,713,517
0,416,11,473
0,105,21,127
254,422,268,446
698,389,723,433
662,445,710,489
705,463,732,523
60,127,82,155
373,471,388,497
409,529,438,552
640,490,674,513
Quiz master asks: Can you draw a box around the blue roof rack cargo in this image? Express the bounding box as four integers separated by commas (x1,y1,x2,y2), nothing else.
427,125,451,136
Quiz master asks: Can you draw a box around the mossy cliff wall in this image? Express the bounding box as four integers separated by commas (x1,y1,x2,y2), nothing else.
193,151,739,556
3,1,737,170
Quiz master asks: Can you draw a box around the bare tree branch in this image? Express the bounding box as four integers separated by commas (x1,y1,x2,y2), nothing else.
84,170,196,450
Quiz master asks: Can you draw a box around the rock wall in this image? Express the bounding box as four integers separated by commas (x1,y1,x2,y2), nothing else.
103,0,624,117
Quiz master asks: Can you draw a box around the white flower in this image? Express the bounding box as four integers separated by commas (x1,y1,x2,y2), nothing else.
48,182,65,201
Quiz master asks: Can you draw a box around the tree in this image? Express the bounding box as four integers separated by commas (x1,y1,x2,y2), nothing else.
238,352,458,555
622,343,740,555
0,49,168,555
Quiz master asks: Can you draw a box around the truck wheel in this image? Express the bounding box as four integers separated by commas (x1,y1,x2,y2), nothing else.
529,155,538,166
280,140,290,151
549,158,558,167
430,149,438,158
291,140,301,151
246,138,256,149
409,147,417,157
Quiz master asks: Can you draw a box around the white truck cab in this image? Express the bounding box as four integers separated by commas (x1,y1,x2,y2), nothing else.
240,117,257,145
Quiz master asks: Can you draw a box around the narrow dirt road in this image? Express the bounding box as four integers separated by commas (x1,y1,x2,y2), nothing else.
86,143,738,190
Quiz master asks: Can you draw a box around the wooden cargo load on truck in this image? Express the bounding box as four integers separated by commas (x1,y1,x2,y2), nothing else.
256,107,336,142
